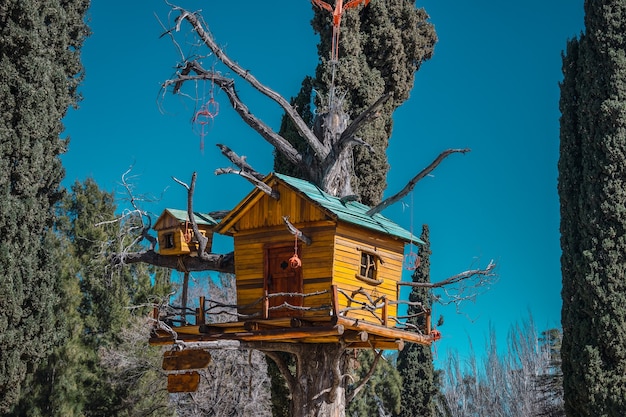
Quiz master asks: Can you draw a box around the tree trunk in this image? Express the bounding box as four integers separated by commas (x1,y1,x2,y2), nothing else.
268,343,348,417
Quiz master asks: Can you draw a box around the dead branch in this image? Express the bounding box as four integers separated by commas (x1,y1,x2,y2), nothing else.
366,148,471,216
346,349,383,403
399,260,496,289
172,172,212,260
215,167,279,199
171,9,328,159
338,93,390,148
164,64,307,173
263,351,298,397
111,250,234,273
282,216,312,245
216,144,264,181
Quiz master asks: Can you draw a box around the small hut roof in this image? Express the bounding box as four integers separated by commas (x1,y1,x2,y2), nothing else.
216,173,423,244
154,208,218,230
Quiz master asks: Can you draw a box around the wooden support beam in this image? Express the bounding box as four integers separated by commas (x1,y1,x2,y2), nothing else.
234,324,344,341
347,340,405,351
196,296,206,325
336,316,432,346
382,298,388,326
331,285,339,318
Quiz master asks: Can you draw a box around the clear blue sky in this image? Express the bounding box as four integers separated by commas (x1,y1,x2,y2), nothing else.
62,1,585,365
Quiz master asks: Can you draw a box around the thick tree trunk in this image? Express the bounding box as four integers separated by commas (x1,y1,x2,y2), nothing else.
266,343,348,417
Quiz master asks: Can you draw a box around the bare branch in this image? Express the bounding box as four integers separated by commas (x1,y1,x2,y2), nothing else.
346,349,383,403
170,9,328,158
282,216,312,245
399,260,496,289
338,93,390,147
163,63,307,172
180,172,211,260
111,250,234,273
215,167,279,199
366,148,471,216
216,144,264,181
263,351,298,395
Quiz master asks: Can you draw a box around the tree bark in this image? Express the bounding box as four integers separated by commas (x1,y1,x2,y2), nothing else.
263,343,348,417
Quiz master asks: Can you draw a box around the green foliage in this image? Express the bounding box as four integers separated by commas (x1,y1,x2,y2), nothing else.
8,179,173,416
275,0,436,205
267,353,292,417
558,2,626,416
396,225,436,417
347,350,402,417
0,0,89,412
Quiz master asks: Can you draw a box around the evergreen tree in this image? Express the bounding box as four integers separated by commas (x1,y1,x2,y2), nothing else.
0,0,89,412
396,225,436,417
558,1,626,416
275,0,436,205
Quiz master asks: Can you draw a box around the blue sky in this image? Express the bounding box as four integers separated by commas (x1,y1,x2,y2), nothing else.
62,1,585,365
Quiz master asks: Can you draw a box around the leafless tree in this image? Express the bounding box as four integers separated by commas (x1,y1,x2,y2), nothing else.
435,317,564,417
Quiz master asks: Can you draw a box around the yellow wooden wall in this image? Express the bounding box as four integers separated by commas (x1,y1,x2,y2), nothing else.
332,224,405,325
230,182,406,327
233,224,335,319
232,183,335,319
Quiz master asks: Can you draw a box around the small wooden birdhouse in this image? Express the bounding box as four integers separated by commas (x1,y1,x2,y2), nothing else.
154,208,217,256
210,173,428,348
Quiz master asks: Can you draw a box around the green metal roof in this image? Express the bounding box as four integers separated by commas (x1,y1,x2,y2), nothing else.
274,173,423,244
160,208,218,226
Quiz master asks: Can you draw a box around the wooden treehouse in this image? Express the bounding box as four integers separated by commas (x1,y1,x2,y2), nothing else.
151,173,440,358
154,208,217,255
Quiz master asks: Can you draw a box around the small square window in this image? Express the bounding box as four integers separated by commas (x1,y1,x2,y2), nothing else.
163,233,175,249
360,252,377,279
356,249,384,285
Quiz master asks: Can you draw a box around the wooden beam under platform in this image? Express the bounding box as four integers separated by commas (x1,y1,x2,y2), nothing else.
336,316,433,346
150,323,345,345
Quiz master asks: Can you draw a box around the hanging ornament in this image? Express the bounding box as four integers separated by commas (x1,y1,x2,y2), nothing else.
192,75,219,152
289,233,302,269
404,252,420,271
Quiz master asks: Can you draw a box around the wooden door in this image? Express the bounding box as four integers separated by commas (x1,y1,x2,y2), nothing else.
265,245,303,318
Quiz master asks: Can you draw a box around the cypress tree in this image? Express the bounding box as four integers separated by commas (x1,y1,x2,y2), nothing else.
396,225,436,417
0,0,89,412
275,0,436,206
558,1,626,416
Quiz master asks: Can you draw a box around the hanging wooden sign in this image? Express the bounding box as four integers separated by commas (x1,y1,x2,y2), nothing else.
167,371,201,393
162,349,212,371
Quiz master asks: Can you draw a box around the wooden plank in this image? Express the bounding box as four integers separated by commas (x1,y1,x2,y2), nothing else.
167,372,201,393
337,316,432,346
162,349,212,371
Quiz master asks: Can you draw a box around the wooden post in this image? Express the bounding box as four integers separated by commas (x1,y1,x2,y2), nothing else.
196,296,205,325
182,271,189,323
331,285,339,317
382,297,388,326
425,309,432,335
263,290,269,319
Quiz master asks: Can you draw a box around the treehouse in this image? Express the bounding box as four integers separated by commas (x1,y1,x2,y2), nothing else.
150,173,440,352
154,208,217,256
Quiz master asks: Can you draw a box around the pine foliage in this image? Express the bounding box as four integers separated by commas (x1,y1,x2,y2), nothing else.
558,1,626,415
396,225,436,417
0,0,89,412
275,0,436,205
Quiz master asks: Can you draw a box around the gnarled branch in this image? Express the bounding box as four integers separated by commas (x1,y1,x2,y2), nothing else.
215,167,279,199
399,259,496,289
366,148,471,216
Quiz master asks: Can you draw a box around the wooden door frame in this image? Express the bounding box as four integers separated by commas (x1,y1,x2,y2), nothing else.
264,242,304,318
